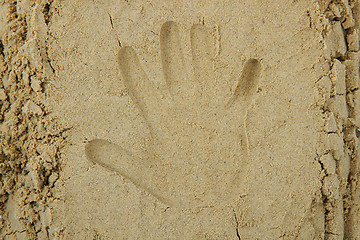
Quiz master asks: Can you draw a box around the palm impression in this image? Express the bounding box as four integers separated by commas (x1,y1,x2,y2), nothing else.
85,21,261,208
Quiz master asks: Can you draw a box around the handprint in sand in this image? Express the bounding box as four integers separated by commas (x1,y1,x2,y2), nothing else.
85,21,261,209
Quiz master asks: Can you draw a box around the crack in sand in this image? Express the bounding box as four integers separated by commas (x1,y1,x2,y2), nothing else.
232,209,241,240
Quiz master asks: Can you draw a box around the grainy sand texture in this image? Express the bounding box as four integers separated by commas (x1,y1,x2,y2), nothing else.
1,0,360,239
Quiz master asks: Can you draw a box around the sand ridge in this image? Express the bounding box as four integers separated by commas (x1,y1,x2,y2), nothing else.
0,1,68,239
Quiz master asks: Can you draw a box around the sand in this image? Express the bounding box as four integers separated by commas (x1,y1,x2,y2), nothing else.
0,0,360,239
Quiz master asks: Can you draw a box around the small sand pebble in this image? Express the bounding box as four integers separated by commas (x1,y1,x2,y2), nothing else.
22,100,43,115
0,89,7,101
30,76,42,92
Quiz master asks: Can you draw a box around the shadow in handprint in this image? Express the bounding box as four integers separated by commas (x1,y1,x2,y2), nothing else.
85,21,261,209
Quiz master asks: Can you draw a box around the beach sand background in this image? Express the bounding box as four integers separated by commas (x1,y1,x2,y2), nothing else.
0,0,360,239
